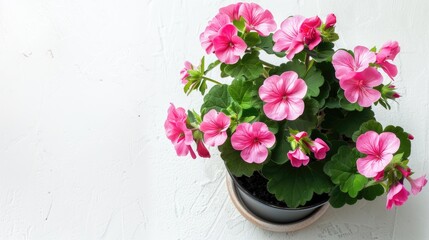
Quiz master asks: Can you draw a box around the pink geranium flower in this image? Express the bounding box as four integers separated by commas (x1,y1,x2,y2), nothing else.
258,71,307,121
231,122,275,164
200,13,231,54
164,104,196,159
287,149,310,168
292,131,308,141
397,166,411,178
199,109,231,147
376,41,400,79
324,13,336,29
339,67,383,107
374,171,384,181
180,61,193,84
238,2,277,36
386,183,410,210
213,24,247,64
332,46,376,80
310,138,330,160
407,175,428,195
219,2,242,21
356,131,400,178
273,15,305,59
273,15,321,59
196,140,211,158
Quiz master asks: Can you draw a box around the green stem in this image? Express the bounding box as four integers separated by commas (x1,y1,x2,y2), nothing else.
304,53,310,68
202,76,222,85
260,59,277,68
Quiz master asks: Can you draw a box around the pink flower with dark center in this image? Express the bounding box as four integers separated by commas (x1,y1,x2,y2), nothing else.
212,24,247,64
325,13,336,29
164,104,196,159
339,67,383,107
199,109,231,147
258,71,307,121
386,183,410,210
310,138,330,160
238,2,277,36
299,16,322,50
273,15,305,59
356,131,400,178
219,2,243,21
196,140,211,158
407,175,428,195
231,122,275,164
180,61,193,84
287,148,310,168
332,46,376,80
376,41,400,79
200,13,231,54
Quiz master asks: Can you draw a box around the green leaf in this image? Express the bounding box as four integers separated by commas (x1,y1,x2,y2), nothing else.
257,34,286,57
228,78,260,109
361,184,385,201
322,108,375,138
201,84,231,114
329,186,358,208
244,32,261,47
219,138,263,177
307,42,335,62
351,120,383,142
263,161,333,208
271,61,324,98
270,122,291,164
223,52,264,80
324,146,368,198
383,125,412,158
233,17,246,33
287,98,319,132
226,101,243,119
314,79,331,107
205,60,221,74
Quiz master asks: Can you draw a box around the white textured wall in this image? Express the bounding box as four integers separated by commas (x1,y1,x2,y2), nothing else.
0,0,428,239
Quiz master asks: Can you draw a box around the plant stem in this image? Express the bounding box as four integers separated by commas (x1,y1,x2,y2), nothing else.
202,76,222,85
260,59,276,68
304,53,310,68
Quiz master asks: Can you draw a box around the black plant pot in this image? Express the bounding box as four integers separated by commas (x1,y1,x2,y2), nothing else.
228,172,330,225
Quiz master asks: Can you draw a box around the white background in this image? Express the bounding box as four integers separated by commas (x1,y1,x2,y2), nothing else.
0,0,428,239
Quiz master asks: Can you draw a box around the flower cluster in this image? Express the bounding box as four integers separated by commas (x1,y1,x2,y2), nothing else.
167,2,426,210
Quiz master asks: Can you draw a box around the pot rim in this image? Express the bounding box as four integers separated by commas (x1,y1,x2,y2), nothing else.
229,172,329,211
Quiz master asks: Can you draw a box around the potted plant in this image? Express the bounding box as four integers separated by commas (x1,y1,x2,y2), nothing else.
164,2,427,229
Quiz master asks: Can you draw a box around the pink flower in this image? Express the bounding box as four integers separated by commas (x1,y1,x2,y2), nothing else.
199,109,231,147
219,2,242,21
196,140,211,158
164,104,196,159
332,46,376,80
213,24,247,64
407,175,428,195
180,61,193,84
339,67,383,107
376,41,400,79
258,71,307,121
273,15,321,59
310,138,330,160
324,13,336,29
287,149,310,167
356,131,400,178
231,122,275,164
273,15,305,59
386,183,410,210
299,16,322,50
238,3,277,36
200,13,231,54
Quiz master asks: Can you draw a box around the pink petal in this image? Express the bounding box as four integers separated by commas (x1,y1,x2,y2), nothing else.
284,98,305,120
197,141,211,158
380,61,398,79
356,131,380,155
219,2,242,21
286,40,304,59
241,143,268,164
410,175,428,195
357,88,381,107
358,67,383,87
231,123,253,150
258,75,282,103
252,122,275,148
285,76,307,99
386,183,409,210
378,132,400,155
287,149,310,167
332,50,356,80
263,101,288,121
353,46,376,72
325,13,336,29
357,155,390,178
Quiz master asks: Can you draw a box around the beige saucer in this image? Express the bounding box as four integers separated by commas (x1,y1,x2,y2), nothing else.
226,174,329,232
